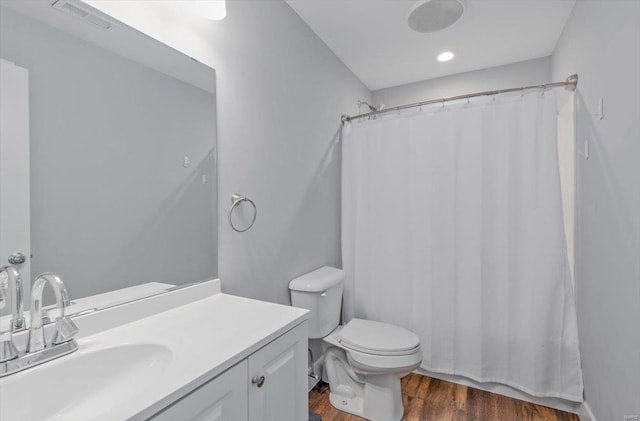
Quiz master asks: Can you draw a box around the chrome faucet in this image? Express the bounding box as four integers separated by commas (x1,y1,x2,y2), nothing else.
27,273,78,353
1,272,79,377
0,266,25,363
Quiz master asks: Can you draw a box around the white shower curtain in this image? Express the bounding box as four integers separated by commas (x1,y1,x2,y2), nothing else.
341,90,583,401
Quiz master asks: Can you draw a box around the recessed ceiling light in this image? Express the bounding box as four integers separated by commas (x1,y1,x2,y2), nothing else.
437,51,455,62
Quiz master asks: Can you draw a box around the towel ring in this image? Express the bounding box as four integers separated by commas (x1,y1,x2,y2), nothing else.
229,193,257,233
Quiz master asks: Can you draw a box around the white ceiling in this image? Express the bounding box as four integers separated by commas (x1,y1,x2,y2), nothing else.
286,0,575,90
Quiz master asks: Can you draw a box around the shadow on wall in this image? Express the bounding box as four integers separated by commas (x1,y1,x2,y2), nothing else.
38,147,217,304
232,125,344,305
106,148,218,293
575,92,637,275
573,92,638,412
278,126,344,284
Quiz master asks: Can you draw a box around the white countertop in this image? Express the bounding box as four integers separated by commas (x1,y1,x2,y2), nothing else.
0,281,309,420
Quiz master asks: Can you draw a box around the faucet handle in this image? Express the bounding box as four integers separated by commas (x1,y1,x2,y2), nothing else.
52,316,78,345
0,331,19,363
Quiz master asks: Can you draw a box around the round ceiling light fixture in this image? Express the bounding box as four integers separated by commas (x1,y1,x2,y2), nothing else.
408,0,465,33
437,51,455,62
192,0,227,20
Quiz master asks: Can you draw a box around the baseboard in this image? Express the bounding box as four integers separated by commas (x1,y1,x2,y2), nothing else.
416,368,581,414
577,402,596,421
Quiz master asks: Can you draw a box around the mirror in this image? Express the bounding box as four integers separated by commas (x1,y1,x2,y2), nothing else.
0,1,217,323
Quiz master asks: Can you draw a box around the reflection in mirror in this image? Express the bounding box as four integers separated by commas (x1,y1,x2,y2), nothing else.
0,1,217,326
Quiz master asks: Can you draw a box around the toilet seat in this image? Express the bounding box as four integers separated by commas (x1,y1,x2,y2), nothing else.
325,319,423,374
338,318,420,356
345,345,422,374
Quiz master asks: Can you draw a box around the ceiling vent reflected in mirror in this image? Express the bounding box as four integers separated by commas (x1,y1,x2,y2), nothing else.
408,0,465,33
51,0,113,30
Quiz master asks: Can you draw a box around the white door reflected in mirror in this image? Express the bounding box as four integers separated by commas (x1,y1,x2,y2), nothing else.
0,59,31,310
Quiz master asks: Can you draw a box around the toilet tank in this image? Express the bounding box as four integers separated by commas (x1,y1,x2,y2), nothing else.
289,266,344,339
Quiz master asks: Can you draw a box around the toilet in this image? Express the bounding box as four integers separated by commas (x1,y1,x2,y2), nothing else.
289,266,422,421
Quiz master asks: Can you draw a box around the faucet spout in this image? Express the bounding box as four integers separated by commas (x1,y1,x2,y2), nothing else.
1,272,79,377
0,266,24,363
27,273,76,353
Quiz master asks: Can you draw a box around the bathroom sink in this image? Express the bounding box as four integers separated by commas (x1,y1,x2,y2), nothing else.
0,343,172,421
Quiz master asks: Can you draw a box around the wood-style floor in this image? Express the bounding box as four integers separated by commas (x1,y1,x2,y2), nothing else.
309,373,578,421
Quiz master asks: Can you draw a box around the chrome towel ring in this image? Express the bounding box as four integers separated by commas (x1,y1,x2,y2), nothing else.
229,193,257,233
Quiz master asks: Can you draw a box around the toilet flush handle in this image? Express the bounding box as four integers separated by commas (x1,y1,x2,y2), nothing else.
320,291,327,297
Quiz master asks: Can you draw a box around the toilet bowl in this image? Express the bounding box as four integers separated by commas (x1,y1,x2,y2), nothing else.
289,267,422,421
323,319,422,420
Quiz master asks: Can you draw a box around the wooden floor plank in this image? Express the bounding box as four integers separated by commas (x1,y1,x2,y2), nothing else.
423,378,458,421
453,382,467,412
402,396,426,421
415,375,431,400
309,373,578,421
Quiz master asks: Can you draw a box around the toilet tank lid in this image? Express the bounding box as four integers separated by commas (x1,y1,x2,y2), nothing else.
289,266,345,292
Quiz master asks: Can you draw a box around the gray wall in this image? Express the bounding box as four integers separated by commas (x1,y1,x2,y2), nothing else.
372,57,551,108
210,1,370,304
552,1,640,420
0,7,217,299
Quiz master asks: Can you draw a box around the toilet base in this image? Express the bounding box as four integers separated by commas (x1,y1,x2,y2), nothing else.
329,389,364,418
325,347,405,421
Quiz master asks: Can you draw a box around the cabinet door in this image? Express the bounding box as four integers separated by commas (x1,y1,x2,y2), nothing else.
248,322,308,421
150,360,248,421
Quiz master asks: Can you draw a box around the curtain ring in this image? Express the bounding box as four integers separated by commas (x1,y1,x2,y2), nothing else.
441,99,445,108
229,193,257,233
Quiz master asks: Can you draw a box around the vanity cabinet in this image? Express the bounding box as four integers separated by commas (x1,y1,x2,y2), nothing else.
149,361,248,421
248,321,308,421
149,321,307,421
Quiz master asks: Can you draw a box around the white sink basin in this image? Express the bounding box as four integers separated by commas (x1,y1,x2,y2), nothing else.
0,343,172,421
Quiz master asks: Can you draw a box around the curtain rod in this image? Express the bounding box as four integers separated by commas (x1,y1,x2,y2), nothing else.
341,74,578,124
